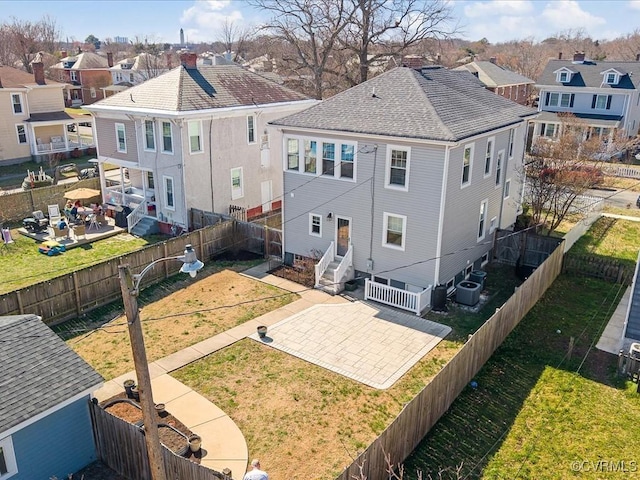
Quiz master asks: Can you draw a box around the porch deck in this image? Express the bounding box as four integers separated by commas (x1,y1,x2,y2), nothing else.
18,216,125,250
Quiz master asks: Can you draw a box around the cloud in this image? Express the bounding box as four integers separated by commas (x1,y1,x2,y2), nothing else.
180,0,245,42
630,0,640,11
463,0,534,19
540,0,606,31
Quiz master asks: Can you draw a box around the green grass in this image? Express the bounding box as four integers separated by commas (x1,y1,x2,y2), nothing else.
0,231,165,294
65,106,91,116
404,218,640,479
0,155,95,188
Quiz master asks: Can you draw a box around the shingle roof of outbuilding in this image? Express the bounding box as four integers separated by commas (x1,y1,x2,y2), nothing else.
271,66,537,142
0,314,103,433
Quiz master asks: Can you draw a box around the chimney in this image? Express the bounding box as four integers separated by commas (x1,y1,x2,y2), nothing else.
107,52,113,68
0,76,3,88
32,62,45,85
573,51,585,63
436,53,441,63
61,50,67,58
263,59,273,72
180,51,197,69
558,52,563,60
166,52,173,69
636,53,640,62
489,56,497,64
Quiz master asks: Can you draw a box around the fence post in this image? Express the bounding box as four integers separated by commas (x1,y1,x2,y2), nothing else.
72,272,82,315
618,349,625,376
264,225,269,259
15,290,24,314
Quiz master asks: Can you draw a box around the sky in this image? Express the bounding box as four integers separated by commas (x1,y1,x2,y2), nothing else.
1,0,639,46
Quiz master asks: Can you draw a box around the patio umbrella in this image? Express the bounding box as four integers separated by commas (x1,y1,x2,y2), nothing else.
63,188,101,201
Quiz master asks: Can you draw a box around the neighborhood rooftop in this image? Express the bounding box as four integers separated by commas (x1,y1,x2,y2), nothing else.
271,66,536,142
454,60,535,88
93,62,310,112
537,59,640,89
0,314,103,433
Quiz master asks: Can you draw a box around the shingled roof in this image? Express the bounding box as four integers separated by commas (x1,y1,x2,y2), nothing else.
0,65,64,88
271,66,537,142
93,64,311,112
53,51,109,70
454,61,535,88
537,59,640,90
0,314,103,434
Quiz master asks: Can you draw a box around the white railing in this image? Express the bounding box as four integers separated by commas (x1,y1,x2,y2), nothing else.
333,243,353,286
36,142,67,153
364,279,432,316
602,165,640,179
314,241,334,288
126,200,147,233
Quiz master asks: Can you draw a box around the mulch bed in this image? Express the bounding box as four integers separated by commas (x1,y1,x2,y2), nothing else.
101,392,201,463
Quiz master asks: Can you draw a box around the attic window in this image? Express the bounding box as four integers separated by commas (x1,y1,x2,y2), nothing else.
605,72,618,85
557,71,570,83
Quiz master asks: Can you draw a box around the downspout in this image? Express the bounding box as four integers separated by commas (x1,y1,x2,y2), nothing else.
433,145,451,285
208,116,215,214
367,145,379,271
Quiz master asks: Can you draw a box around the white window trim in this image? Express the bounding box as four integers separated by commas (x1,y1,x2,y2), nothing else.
163,175,175,211
115,123,126,153
15,124,27,144
461,143,474,188
594,94,608,110
384,145,411,191
489,216,497,234
556,71,571,83
188,120,203,154
0,435,18,478
484,137,494,178
508,128,515,159
284,135,357,182
382,212,407,251
481,252,489,266
309,213,322,237
495,149,504,188
286,137,300,172
604,72,618,85
478,199,488,241
143,120,156,152
10,93,23,116
230,167,244,200
161,121,173,154
70,70,78,82
247,115,256,144
90,87,96,98
339,143,356,182
504,178,511,199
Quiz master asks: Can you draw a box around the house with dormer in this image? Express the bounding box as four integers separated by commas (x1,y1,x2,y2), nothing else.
49,51,112,106
531,51,640,148
103,53,171,98
271,66,536,314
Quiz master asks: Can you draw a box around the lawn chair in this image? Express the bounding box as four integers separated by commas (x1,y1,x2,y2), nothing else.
31,210,49,229
73,224,86,239
50,224,69,241
48,204,61,224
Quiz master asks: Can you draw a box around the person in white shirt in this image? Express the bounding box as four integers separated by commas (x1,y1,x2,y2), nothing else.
243,459,269,480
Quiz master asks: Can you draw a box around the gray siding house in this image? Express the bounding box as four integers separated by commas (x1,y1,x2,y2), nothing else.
532,52,640,149
0,314,103,479
271,66,536,314
87,52,316,235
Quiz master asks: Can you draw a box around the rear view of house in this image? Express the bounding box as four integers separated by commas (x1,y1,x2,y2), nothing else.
272,66,536,314
0,314,103,479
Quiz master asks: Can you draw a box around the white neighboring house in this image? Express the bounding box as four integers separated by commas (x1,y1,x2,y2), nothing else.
104,53,170,98
86,52,316,235
271,66,537,314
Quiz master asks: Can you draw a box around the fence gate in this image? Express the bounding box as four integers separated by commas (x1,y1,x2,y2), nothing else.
494,230,562,268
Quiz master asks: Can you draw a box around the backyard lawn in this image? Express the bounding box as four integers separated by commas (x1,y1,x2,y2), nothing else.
0,230,165,294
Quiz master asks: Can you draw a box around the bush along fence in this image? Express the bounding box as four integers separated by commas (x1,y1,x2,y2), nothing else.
0,221,239,325
0,177,100,224
334,242,565,480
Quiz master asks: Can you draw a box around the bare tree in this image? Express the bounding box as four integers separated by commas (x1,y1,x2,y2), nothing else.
3,16,60,72
220,18,253,62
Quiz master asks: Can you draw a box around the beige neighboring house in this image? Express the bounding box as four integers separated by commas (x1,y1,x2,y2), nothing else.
104,53,171,98
0,63,93,165
86,51,317,235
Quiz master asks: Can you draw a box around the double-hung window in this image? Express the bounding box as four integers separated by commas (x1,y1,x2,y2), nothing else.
495,150,504,186
504,179,511,199
162,121,173,153
304,140,317,174
115,123,126,153
386,146,410,190
541,123,558,138
70,71,77,82
593,94,611,110
484,138,494,177
287,139,299,171
478,200,488,240
0,435,18,478
11,94,22,114
340,144,354,179
247,115,256,144
508,128,515,158
16,124,27,144
462,144,473,186
164,176,175,209
188,120,202,153
231,167,243,199
144,120,155,151
309,213,322,237
383,213,407,250
322,142,335,176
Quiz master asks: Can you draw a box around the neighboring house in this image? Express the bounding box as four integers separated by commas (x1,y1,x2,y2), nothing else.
86,52,317,234
0,314,103,480
531,51,640,148
50,51,112,106
271,66,536,314
0,63,93,165
104,53,170,98
454,58,535,105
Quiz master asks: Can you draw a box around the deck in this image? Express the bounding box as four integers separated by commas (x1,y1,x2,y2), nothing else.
18,216,126,249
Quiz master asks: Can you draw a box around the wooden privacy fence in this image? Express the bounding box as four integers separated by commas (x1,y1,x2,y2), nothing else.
494,229,562,267
335,242,565,480
89,400,231,480
563,253,631,284
0,221,236,325
0,177,100,223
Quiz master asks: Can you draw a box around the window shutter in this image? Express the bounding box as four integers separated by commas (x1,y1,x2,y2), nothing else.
545,92,550,106
606,95,612,110
591,95,597,108
569,94,575,107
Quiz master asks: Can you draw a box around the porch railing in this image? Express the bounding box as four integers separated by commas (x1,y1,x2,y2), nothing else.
333,243,353,286
314,241,334,288
364,279,432,316
36,142,67,153
126,200,147,233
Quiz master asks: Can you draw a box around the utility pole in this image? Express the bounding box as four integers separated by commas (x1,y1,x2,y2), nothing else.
118,264,167,480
